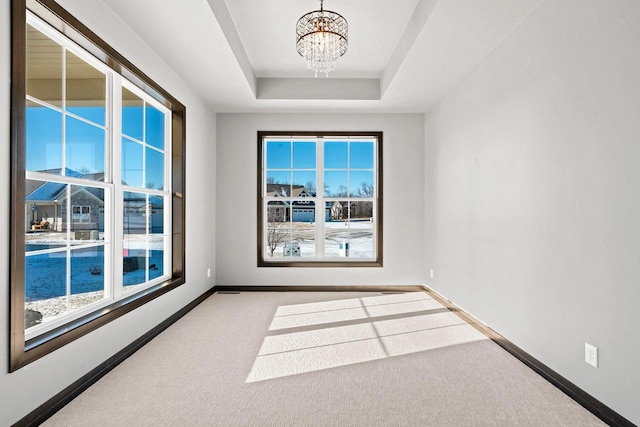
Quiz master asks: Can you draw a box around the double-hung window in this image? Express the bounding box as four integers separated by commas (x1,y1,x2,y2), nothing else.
258,132,383,266
11,1,186,370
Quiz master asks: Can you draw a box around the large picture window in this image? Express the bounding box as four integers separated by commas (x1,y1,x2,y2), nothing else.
11,1,186,370
258,132,383,267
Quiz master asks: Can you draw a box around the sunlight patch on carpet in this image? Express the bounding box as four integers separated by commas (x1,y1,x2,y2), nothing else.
247,293,488,383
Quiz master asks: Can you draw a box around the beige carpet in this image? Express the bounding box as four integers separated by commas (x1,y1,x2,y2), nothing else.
44,291,605,426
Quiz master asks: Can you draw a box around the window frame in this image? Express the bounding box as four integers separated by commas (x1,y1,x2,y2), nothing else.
10,0,186,371
257,131,383,267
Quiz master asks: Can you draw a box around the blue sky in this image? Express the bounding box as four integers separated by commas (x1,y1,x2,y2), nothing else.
26,104,165,189
266,140,374,197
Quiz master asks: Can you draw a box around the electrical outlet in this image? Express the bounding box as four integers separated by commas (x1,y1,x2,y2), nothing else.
585,342,598,368
207,268,211,278
430,268,434,279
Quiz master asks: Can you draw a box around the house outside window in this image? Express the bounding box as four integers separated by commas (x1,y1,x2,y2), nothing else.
258,132,383,267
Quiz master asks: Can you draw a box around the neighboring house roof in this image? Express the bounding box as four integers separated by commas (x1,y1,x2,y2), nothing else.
266,183,309,198
26,169,106,203
26,182,67,202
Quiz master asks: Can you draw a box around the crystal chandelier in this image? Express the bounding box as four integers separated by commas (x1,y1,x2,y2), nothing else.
296,0,348,77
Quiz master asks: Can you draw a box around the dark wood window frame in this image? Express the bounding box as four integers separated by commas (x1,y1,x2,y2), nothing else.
257,131,383,268
10,0,186,371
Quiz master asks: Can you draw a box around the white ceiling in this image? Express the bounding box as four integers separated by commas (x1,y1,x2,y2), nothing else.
225,0,421,79
98,0,543,113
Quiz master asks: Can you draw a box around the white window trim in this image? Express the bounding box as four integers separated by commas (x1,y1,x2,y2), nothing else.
260,134,380,264
24,12,173,340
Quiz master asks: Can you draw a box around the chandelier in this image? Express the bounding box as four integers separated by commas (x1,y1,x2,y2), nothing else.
296,0,348,77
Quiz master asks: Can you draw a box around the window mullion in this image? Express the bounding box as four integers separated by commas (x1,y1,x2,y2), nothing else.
61,46,67,174
316,137,324,259
111,75,124,300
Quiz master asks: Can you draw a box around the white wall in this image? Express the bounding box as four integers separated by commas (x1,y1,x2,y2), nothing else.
216,113,425,286
424,0,640,424
0,1,216,424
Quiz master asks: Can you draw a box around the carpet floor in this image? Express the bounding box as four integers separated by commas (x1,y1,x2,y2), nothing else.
43,291,605,426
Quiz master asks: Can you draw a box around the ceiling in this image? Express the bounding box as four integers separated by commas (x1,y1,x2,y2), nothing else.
226,0,421,79
96,0,543,113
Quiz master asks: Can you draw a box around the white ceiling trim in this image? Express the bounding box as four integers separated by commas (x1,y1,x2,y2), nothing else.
381,0,440,97
206,0,257,97
257,78,380,100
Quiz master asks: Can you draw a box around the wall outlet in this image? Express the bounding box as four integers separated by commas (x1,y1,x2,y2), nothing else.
585,342,598,368
429,268,434,279
207,268,211,278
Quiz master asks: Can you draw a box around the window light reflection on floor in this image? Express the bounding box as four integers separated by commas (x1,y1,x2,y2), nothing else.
246,293,488,383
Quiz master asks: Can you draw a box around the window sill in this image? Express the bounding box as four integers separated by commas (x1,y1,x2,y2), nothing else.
258,260,382,268
14,276,184,371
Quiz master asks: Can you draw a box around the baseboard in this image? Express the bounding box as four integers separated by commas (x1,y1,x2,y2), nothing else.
421,285,635,427
214,284,426,293
13,287,216,427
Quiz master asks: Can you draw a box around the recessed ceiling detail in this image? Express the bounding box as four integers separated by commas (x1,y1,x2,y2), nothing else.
88,0,544,111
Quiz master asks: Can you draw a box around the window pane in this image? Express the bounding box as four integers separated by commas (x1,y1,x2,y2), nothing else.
324,200,349,257
351,200,373,220
70,246,105,309
293,141,315,168
324,141,348,168
145,104,165,149
149,196,164,234
146,147,164,190
25,251,67,329
26,103,62,173
124,192,147,235
291,206,315,257
25,179,66,240
122,87,143,140
266,141,290,169
348,202,374,258
350,141,374,169
266,201,291,258
25,252,67,302
149,235,166,281
123,187,147,289
324,171,348,197
292,171,315,194
123,247,147,288
26,24,63,108
70,186,104,242
66,116,105,178
266,172,291,197
66,50,106,126
349,171,374,197
122,137,143,187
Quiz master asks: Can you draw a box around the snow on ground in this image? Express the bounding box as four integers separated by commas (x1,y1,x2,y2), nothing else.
24,231,164,302
268,220,375,259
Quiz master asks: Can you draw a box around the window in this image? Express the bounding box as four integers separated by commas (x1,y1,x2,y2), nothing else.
10,0,186,371
72,206,91,223
258,132,383,267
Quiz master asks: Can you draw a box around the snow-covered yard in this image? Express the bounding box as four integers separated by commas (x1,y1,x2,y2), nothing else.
267,220,375,259
24,232,164,302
